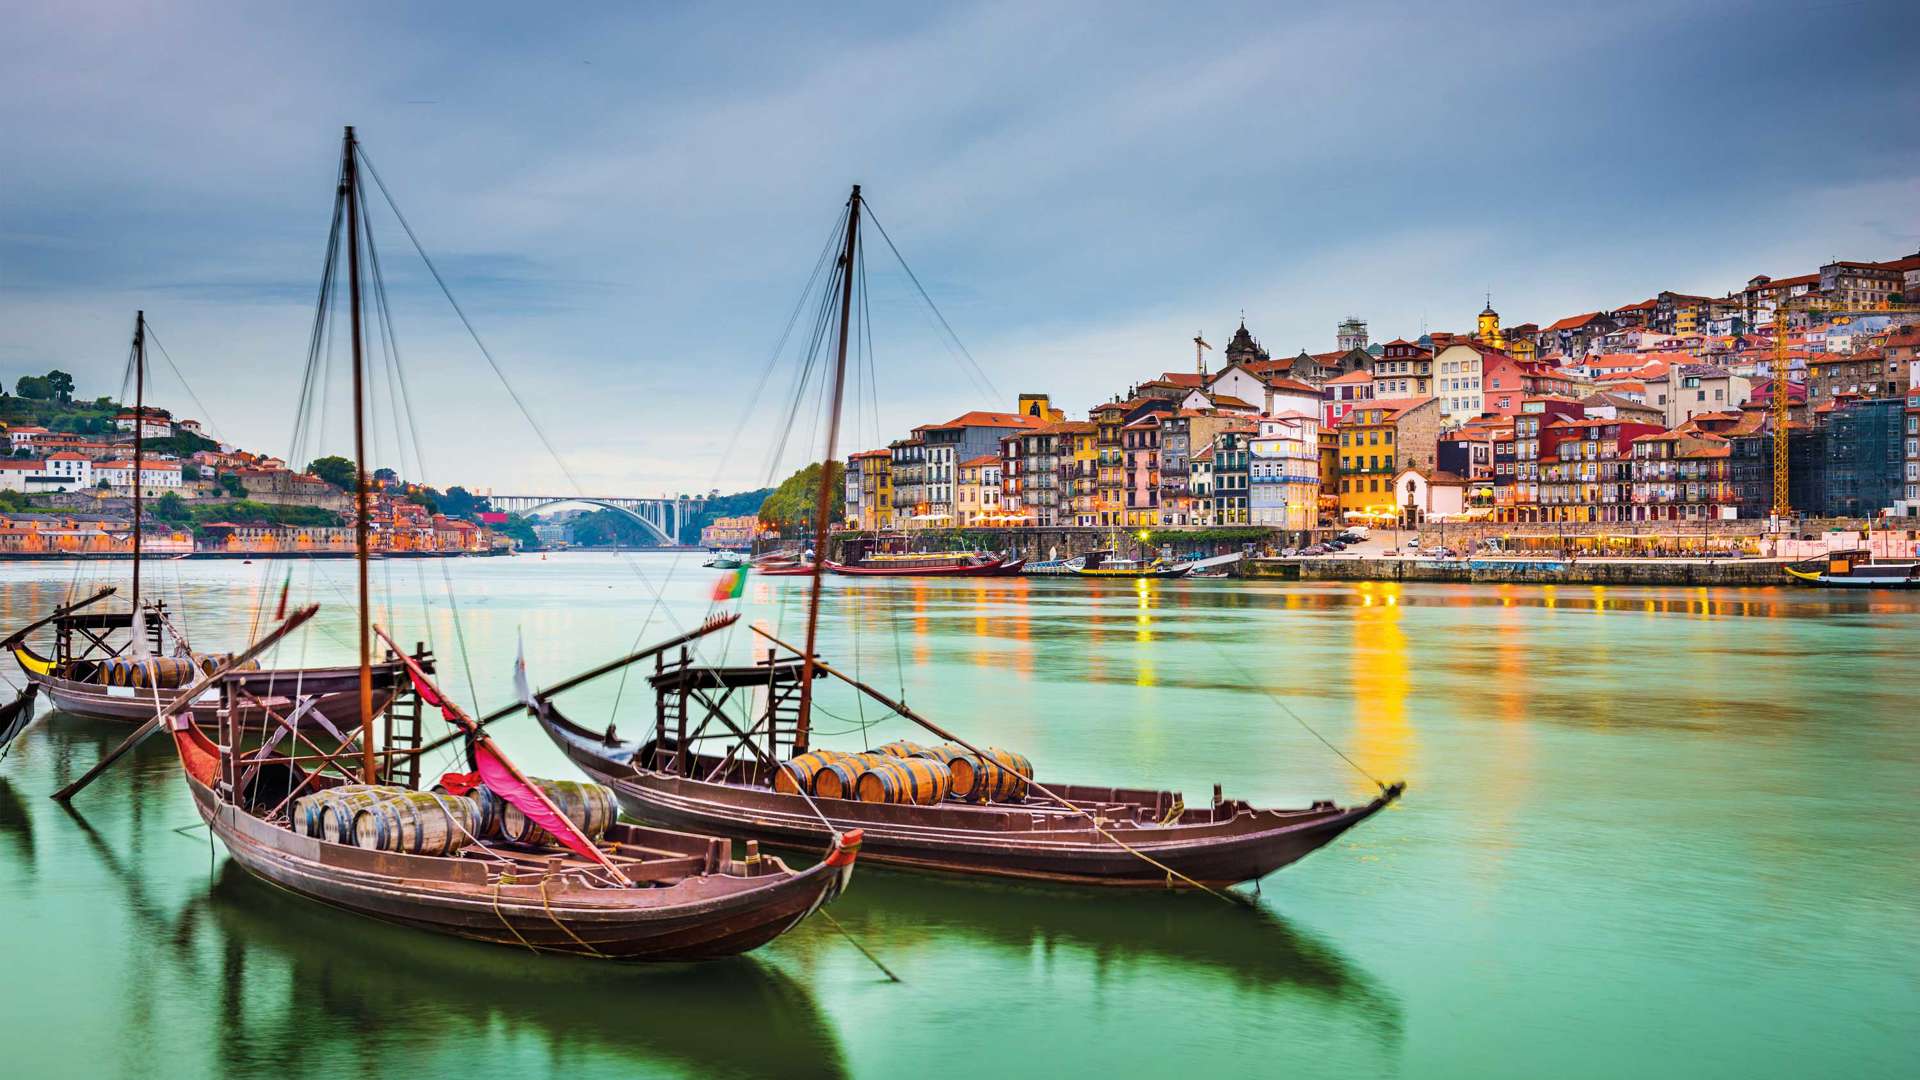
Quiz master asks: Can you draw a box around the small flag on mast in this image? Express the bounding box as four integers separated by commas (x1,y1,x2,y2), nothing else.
711,566,748,602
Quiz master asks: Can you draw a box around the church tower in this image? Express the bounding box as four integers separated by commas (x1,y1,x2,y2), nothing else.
1476,298,1506,350
1224,317,1269,368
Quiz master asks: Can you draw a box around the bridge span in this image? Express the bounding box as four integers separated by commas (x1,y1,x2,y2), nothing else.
487,494,708,546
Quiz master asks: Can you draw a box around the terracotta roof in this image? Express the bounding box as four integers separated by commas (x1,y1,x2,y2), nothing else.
1541,312,1605,333
925,411,1044,431
959,454,1001,468
1192,446,1215,462
1156,372,1206,387
1338,396,1434,425
1325,369,1374,385
1207,394,1257,409
1264,376,1321,394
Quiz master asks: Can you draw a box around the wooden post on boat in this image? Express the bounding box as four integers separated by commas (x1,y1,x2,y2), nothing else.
796,183,860,756
131,311,145,620
342,125,376,785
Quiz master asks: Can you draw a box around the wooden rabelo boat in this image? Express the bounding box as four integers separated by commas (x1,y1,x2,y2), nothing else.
534,186,1402,891
4,313,407,731
825,551,1021,576
55,127,859,962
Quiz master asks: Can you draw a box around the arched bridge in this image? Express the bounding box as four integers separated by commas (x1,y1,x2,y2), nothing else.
487,494,708,546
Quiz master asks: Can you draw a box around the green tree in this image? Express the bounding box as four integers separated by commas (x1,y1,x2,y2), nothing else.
307,455,358,490
15,375,51,400
757,462,843,534
439,485,489,518
218,472,247,498
45,370,74,402
149,492,191,523
180,463,202,482
373,467,399,484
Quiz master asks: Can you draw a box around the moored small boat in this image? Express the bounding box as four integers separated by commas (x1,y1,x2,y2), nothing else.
1783,551,1920,589
1068,551,1193,579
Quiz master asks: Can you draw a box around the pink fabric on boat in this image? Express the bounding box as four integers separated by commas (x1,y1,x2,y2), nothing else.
400,654,625,879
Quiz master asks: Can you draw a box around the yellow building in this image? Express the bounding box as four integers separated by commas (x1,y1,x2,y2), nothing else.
1336,397,1441,519
1065,422,1099,525
852,449,893,531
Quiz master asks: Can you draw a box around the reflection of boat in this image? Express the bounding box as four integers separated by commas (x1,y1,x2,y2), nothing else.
836,867,1399,1023
205,862,851,1080
703,550,748,570
0,685,37,760
1069,551,1194,579
1784,551,1920,589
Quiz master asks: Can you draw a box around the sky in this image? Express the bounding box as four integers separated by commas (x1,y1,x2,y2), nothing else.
2,1,1917,497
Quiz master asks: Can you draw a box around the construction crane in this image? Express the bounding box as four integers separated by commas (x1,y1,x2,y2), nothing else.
1771,300,1920,521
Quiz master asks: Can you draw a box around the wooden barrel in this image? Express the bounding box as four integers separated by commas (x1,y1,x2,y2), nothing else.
295,785,407,843
488,778,618,846
811,759,867,801
776,749,860,795
855,755,952,805
915,745,980,799
976,747,1033,802
875,740,932,759
352,791,480,856
431,781,502,838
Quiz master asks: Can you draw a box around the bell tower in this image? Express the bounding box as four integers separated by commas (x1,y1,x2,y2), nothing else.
1476,297,1506,350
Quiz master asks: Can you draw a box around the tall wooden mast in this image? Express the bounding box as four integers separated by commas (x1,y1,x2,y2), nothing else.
131,310,145,617
342,126,377,784
794,184,860,755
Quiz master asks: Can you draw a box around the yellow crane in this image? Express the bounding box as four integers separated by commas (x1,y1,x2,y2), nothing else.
1771,300,1920,520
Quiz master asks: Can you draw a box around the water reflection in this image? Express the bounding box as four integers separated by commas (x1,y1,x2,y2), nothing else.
815,869,1401,1042
0,776,33,871
204,866,849,1080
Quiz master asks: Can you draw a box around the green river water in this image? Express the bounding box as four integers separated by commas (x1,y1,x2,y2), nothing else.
0,553,1913,1078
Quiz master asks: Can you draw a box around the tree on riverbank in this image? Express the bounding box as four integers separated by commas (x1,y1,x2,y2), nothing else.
758,463,842,535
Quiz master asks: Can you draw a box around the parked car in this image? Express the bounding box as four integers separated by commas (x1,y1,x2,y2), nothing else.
1302,544,1328,556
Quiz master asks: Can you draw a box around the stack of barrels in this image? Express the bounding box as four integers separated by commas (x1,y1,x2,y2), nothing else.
293,775,617,856
776,741,1033,806
294,784,480,857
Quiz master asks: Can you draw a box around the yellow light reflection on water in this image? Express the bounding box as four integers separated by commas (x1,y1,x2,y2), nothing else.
1350,581,1411,783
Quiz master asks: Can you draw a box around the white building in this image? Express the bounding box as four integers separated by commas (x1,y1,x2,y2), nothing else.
1392,466,1469,524
44,451,93,488
1249,412,1321,531
1203,365,1321,417
94,459,184,495
1643,366,1752,429
114,408,173,439
7,427,48,453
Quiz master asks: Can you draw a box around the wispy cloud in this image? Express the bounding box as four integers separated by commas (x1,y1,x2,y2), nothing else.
2,1,1916,494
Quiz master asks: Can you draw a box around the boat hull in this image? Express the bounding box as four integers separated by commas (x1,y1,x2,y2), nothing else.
24,662,403,728
537,717,1396,889
184,773,853,961
824,558,1007,577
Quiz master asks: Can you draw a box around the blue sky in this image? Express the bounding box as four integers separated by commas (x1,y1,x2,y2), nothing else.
2,1,1916,495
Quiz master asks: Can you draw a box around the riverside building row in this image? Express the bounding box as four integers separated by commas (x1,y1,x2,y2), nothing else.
838,248,1920,531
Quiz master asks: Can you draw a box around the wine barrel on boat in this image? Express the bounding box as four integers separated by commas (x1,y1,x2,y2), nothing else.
811,759,871,801
967,748,1034,803
875,740,933,759
854,755,952,805
293,785,405,844
776,749,864,795
914,744,980,799
482,778,617,847
351,791,480,856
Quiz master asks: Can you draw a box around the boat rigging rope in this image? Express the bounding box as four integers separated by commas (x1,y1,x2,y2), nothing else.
1205,643,1388,792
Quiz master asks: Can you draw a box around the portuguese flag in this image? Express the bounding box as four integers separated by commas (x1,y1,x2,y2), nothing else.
711,566,748,602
